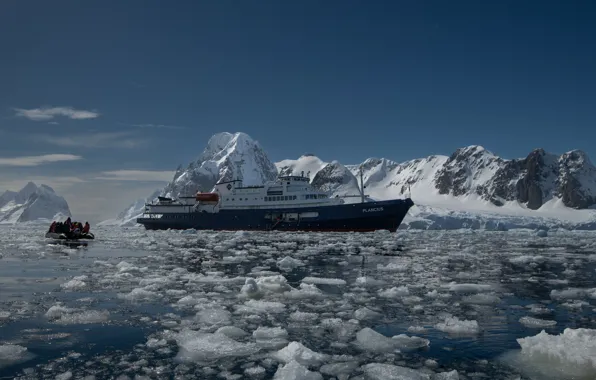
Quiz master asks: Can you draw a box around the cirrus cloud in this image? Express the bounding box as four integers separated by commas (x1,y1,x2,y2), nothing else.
14,106,100,121
94,170,175,182
36,131,145,149
0,154,83,166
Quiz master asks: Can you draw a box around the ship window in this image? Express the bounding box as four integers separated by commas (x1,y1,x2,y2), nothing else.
226,198,229,201
293,195,296,200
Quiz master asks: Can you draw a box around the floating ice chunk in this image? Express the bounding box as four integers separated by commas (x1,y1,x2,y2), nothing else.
272,341,328,367
526,304,552,315
353,307,383,321
236,300,286,314
550,288,589,300
361,363,431,380
434,370,460,379
55,310,109,325
0,311,10,321
146,338,167,348
0,344,33,369
321,318,360,342
60,276,87,290
514,328,596,379
408,326,427,334
45,305,73,318
195,307,232,326
55,371,73,380
116,261,141,273
391,334,430,350
435,316,480,335
119,288,162,302
445,283,494,293
355,276,385,287
378,286,409,298
253,327,289,349
319,361,359,378
354,328,400,353
283,283,324,299
376,262,409,272
302,277,346,286
277,256,304,271
273,360,323,380
519,316,557,328
244,365,266,378
240,278,262,299
461,293,502,305
289,311,318,322
176,295,199,306
175,329,260,363
216,326,249,339
256,275,292,293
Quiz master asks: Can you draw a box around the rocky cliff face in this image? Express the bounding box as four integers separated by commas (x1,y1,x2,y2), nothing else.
429,146,596,210
163,132,278,198
0,182,71,223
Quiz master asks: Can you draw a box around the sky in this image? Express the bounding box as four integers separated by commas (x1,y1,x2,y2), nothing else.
1,0,595,223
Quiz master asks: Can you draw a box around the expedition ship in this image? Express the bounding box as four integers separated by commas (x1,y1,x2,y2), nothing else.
136,170,414,232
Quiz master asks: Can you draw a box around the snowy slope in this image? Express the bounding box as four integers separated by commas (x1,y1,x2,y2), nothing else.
0,182,71,224
276,154,328,179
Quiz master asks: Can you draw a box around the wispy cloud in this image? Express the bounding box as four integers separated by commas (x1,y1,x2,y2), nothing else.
94,170,175,182
14,106,100,121
0,154,82,166
129,123,187,130
37,132,145,149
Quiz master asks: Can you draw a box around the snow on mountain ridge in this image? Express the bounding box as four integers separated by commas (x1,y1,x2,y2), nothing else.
104,131,596,229
0,182,71,224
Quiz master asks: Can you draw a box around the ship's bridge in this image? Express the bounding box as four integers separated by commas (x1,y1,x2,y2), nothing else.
277,175,310,183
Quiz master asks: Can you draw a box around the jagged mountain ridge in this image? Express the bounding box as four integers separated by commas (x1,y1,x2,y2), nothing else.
277,145,596,210
0,182,71,224
105,132,596,227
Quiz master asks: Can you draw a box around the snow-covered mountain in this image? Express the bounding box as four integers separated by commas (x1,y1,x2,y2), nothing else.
104,132,596,230
103,132,279,226
163,132,278,198
0,182,71,224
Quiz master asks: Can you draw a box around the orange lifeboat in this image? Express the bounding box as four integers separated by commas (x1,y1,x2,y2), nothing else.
195,192,220,203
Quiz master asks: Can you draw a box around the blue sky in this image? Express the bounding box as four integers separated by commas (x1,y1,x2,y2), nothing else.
1,0,595,222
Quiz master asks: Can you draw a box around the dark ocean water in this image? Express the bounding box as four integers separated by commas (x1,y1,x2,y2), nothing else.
1,226,595,379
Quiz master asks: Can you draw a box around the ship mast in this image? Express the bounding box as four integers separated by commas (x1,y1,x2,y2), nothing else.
359,166,365,203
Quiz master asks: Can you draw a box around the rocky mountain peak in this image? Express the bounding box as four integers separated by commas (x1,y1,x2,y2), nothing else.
0,182,71,224
163,132,278,198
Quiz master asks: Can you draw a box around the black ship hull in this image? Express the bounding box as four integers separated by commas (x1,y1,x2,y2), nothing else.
136,198,414,232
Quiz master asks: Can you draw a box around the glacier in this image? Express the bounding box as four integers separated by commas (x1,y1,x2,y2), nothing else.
0,182,71,224
104,132,596,230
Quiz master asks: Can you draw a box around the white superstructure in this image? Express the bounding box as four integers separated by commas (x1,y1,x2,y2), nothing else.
143,172,370,215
